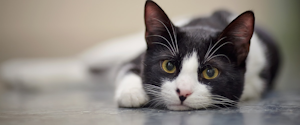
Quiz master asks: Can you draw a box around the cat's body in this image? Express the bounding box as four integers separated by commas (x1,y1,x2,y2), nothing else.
115,1,280,110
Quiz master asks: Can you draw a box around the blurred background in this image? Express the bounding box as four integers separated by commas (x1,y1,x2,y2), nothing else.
0,0,299,91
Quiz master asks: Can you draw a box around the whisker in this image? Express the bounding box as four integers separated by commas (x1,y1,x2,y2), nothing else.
153,101,164,108
170,22,179,53
152,42,176,56
150,97,166,108
147,98,162,107
208,104,223,109
212,99,237,104
143,84,173,108
211,100,236,106
153,18,176,55
145,92,159,96
205,54,231,64
204,37,226,60
143,84,161,89
211,95,237,102
204,39,213,61
206,41,233,60
209,95,238,108
144,86,161,91
146,35,176,54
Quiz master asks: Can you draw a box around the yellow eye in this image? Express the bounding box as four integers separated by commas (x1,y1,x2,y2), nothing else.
162,60,176,73
202,67,219,79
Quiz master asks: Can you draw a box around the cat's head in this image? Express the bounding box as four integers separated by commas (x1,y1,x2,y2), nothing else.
142,1,254,110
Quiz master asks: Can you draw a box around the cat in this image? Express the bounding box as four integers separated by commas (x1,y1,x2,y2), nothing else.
115,1,280,110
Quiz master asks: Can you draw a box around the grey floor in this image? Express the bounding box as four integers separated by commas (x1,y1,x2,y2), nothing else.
0,81,299,125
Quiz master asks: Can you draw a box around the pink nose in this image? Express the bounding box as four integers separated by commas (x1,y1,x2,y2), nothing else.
176,88,192,102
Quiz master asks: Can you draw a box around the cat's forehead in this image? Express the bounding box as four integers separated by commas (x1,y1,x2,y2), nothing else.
177,28,219,56
180,26,219,39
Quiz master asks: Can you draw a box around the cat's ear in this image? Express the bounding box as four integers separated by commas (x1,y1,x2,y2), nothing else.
144,1,175,45
218,11,255,66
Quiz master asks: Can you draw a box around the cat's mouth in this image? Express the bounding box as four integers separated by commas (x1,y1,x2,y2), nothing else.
167,104,193,111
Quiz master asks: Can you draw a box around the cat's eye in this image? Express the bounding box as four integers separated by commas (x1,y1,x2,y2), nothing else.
202,67,219,79
162,60,176,73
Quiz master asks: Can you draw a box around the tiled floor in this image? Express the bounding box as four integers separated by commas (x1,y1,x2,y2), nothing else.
0,82,299,125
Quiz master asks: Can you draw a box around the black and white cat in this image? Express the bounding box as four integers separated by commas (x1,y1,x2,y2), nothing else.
115,1,280,110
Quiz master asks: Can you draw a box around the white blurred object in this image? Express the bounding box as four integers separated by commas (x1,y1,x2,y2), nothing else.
0,32,146,90
0,17,190,90
0,58,87,90
79,32,146,69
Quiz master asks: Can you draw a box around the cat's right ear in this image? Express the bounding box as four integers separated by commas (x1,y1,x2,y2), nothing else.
218,11,255,66
144,1,174,46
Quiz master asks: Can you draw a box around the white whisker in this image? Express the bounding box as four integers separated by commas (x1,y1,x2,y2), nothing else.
146,35,176,54
205,54,231,64
144,87,160,91
143,84,161,89
206,41,233,60
152,42,176,56
153,18,177,55
170,23,179,53
204,39,213,60
204,37,226,60
209,94,238,108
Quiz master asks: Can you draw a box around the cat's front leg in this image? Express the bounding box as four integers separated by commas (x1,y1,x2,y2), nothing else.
115,72,149,107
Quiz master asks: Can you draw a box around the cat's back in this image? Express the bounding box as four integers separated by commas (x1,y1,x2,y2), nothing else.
182,10,232,32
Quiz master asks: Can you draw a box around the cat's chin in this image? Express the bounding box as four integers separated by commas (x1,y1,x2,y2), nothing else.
167,104,193,111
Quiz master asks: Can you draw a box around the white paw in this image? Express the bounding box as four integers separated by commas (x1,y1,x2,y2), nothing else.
115,73,148,107
116,87,148,107
240,77,264,101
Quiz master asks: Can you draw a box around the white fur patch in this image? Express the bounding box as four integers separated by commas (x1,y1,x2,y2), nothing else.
115,72,149,107
161,52,212,110
241,33,267,101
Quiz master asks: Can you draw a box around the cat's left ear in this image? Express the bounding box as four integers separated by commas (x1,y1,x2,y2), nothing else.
218,11,255,66
144,1,175,46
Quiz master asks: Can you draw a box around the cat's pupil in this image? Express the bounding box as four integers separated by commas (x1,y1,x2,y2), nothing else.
166,62,174,71
206,68,215,77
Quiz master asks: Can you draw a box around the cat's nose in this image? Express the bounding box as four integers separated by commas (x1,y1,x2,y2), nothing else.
176,88,192,102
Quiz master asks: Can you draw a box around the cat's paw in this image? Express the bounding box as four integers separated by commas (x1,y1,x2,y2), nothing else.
115,73,149,107
116,87,149,107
